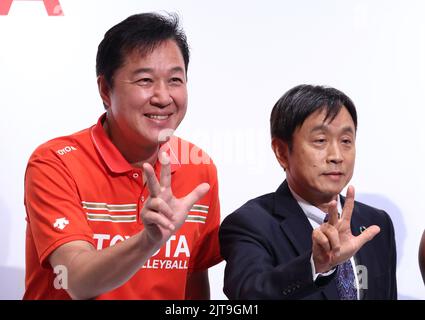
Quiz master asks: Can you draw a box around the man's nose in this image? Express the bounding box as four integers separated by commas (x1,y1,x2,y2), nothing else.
327,141,343,164
150,81,172,108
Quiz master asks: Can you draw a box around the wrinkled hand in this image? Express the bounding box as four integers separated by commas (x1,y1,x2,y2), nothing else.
140,152,210,247
312,186,381,273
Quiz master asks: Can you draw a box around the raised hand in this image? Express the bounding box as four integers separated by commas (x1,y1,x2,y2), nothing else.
140,152,210,246
312,186,381,273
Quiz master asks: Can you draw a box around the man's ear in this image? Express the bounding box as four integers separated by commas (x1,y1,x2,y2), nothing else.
271,138,289,171
97,75,111,109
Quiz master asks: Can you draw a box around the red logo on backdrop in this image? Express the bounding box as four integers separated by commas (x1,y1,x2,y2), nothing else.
0,0,64,16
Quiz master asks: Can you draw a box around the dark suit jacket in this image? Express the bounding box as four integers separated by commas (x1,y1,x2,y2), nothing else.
219,181,397,300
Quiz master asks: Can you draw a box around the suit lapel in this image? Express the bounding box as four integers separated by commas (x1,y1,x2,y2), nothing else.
274,181,340,300
274,181,313,255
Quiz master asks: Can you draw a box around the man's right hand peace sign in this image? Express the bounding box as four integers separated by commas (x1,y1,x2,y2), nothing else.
312,186,381,273
140,152,210,247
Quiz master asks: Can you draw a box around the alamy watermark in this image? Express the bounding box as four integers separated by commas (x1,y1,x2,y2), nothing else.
355,264,368,290
157,128,268,174
53,265,68,290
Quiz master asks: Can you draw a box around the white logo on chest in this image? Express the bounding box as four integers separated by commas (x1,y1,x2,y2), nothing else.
56,146,77,156
53,217,69,230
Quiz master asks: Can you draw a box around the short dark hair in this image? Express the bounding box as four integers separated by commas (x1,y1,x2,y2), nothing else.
96,12,190,88
270,84,358,149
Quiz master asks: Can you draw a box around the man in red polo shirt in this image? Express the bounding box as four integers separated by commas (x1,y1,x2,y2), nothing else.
24,12,222,300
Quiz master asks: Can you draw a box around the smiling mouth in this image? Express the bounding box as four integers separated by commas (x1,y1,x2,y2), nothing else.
145,114,171,120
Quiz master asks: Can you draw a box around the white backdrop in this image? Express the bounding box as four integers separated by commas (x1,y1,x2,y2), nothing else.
1,0,424,299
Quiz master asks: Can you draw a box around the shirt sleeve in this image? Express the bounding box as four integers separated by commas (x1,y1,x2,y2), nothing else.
187,163,222,271
310,253,336,282
24,151,95,268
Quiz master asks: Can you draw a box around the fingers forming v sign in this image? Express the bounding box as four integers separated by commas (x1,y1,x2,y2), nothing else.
338,186,381,256
313,186,381,273
141,152,210,245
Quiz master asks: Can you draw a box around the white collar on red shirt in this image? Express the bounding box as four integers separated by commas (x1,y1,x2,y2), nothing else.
90,113,181,174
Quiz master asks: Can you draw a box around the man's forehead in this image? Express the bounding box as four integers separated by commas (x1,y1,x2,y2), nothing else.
302,106,356,132
121,42,185,70
126,40,180,59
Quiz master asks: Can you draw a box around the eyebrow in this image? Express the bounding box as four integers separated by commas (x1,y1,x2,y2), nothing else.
131,66,185,76
310,124,355,135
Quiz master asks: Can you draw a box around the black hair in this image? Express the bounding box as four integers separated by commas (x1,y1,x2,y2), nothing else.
270,84,358,150
96,12,189,88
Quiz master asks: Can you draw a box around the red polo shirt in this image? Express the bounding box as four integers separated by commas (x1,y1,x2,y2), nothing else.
23,114,221,299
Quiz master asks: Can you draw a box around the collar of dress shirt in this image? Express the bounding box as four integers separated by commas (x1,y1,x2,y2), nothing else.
287,184,342,225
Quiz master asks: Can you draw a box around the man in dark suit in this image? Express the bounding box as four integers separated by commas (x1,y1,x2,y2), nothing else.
219,84,397,300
